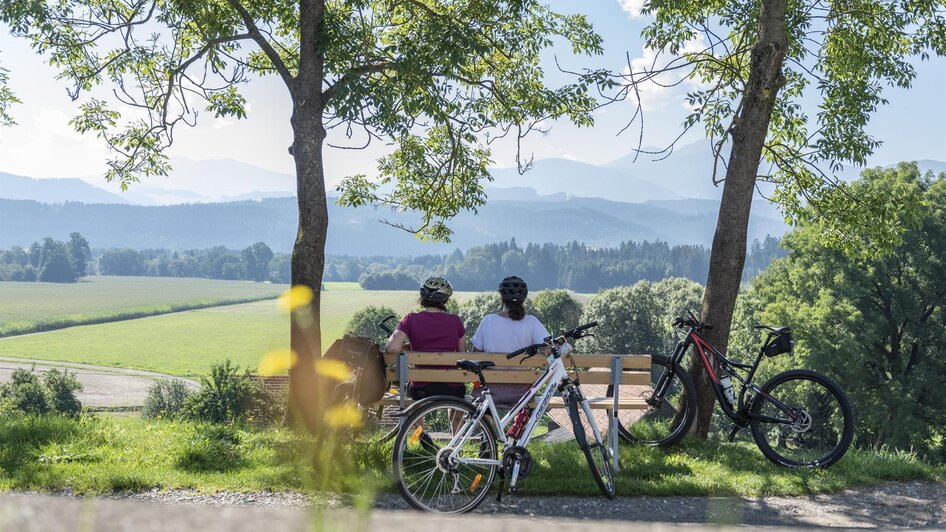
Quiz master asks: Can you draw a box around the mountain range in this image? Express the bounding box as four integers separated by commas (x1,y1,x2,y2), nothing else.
2,141,941,255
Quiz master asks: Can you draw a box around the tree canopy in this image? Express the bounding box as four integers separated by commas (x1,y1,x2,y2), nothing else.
623,0,946,255
746,163,946,457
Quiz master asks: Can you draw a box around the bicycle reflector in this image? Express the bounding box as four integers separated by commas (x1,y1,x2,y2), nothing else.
764,331,794,357
470,474,483,492
410,425,424,445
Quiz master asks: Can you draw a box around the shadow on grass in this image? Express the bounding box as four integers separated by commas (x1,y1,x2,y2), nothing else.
0,415,81,490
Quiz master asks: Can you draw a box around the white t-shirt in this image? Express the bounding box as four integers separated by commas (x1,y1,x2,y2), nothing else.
471,314,550,353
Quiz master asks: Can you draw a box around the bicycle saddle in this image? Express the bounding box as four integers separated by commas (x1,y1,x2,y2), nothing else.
754,324,791,334
457,360,495,373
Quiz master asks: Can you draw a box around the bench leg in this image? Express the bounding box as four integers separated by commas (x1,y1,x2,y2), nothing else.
398,352,408,430
610,355,622,473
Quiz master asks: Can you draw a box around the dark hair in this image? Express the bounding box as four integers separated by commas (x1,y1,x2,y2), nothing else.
503,298,525,321
420,297,448,311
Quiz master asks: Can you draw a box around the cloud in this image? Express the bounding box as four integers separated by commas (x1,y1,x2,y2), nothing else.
623,34,708,112
616,0,648,18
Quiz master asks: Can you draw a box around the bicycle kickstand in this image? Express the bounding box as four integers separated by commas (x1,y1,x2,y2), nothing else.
495,468,505,503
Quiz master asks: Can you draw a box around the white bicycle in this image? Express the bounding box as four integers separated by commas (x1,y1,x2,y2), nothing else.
391,322,615,514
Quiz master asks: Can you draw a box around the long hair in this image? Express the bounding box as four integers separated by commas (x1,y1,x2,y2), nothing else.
419,297,447,311
502,298,525,321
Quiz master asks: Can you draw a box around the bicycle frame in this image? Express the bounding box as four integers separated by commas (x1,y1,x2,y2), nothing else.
439,350,570,487
663,328,799,426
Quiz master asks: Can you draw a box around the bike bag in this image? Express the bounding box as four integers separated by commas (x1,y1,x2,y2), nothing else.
763,331,794,357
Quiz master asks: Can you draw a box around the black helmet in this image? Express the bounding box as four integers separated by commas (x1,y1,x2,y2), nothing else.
420,276,453,304
498,276,528,302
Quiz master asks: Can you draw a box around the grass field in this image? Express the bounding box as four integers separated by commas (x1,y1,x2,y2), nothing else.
0,276,288,337
0,415,942,497
0,283,474,376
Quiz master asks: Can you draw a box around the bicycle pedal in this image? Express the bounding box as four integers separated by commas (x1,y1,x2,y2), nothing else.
727,425,741,442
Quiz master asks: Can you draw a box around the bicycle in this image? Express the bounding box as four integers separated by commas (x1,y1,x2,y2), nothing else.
616,311,854,468
391,321,615,514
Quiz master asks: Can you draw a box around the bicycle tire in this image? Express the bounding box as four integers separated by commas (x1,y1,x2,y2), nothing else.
566,388,616,499
749,369,854,468
392,399,498,514
608,354,696,447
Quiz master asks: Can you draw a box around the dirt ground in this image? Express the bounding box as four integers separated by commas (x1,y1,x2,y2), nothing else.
1,481,942,531
0,356,198,408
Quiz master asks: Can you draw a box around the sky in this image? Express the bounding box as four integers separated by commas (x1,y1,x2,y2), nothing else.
0,1,944,188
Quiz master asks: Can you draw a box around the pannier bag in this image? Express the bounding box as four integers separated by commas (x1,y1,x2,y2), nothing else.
764,331,794,357
323,334,387,406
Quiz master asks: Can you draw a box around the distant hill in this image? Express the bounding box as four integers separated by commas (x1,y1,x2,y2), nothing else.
0,173,130,204
0,195,787,255
488,157,682,203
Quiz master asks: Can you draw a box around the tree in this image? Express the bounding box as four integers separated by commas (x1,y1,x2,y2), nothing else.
241,242,275,282
2,1,609,431
38,239,77,283
0,57,17,127
98,248,144,276
578,282,662,356
652,277,703,352
67,232,91,278
623,0,946,436
268,254,291,284
531,290,583,337
345,305,399,346
750,164,946,457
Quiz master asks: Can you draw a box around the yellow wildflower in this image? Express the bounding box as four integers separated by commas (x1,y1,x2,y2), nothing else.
314,358,351,382
277,285,313,313
324,402,363,428
258,349,298,376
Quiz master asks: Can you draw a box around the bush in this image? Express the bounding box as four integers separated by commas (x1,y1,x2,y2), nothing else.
344,305,399,345
181,360,260,424
0,369,51,415
44,368,83,417
0,367,83,416
175,424,244,472
531,290,583,336
578,282,663,355
142,379,193,419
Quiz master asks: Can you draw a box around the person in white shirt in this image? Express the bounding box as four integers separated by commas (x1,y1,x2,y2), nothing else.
471,275,550,406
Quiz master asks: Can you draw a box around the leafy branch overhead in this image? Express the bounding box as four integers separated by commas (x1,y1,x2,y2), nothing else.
613,0,946,257
1,0,612,240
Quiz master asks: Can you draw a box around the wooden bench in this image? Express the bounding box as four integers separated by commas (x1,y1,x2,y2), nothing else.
372,351,652,471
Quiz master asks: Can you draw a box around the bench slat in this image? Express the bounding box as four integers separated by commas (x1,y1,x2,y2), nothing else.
384,367,648,385
382,352,651,369
373,394,649,410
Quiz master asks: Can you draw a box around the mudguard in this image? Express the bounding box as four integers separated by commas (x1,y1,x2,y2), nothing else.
394,395,475,417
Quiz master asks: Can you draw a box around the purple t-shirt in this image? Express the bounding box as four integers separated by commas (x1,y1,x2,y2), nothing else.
397,311,465,389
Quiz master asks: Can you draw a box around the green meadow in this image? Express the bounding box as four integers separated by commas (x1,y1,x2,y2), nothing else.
0,276,288,337
0,279,475,376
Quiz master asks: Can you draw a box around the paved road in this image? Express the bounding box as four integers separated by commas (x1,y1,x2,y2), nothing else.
0,357,198,408
2,481,940,531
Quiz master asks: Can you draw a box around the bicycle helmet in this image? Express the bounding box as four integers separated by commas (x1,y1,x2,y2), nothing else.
419,276,453,304
498,276,528,302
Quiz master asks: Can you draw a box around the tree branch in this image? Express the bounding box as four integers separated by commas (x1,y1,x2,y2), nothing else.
226,0,295,91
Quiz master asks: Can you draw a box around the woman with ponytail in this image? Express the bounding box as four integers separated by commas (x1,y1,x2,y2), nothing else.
470,276,550,405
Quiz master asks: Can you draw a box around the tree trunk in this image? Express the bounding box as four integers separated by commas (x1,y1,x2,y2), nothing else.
287,0,328,433
687,0,789,438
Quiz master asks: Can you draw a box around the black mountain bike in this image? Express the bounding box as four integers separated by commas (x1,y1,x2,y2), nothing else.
616,311,854,468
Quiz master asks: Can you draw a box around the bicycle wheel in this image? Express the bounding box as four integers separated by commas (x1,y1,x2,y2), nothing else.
565,388,616,499
609,354,695,447
749,369,854,468
392,400,498,514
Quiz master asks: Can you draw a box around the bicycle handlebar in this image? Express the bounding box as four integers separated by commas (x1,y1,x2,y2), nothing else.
673,311,713,331
378,315,397,335
506,343,547,359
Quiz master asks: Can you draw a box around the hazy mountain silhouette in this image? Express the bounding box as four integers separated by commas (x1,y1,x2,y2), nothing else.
0,173,130,204
0,195,787,255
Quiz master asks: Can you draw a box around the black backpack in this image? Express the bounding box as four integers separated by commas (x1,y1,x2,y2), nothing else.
323,334,387,407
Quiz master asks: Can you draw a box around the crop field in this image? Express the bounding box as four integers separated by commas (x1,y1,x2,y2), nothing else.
0,280,476,376
0,276,288,337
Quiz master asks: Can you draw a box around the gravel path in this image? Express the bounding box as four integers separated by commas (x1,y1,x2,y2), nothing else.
0,356,198,408
5,481,942,530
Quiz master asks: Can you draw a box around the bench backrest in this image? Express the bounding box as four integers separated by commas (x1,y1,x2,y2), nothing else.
382,352,651,385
